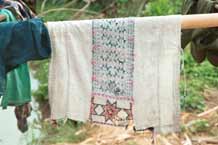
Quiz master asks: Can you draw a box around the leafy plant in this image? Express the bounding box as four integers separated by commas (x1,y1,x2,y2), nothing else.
180,48,218,111
31,60,49,103
144,0,181,16
26,120,86,145
187,119,210,133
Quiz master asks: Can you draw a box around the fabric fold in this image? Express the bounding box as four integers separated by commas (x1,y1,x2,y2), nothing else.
48,15,181,134
0,8,31,109
0,18,51,97
48,20,92,122
133,15,181,134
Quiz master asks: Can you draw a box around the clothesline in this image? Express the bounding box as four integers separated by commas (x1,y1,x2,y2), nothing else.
43,13,218,29
44,13,218,29
1,13,218,29
182,13,218,29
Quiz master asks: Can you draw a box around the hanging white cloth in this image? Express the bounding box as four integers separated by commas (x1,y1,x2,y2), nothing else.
47,15,181,134
47,20,92,122
133,15,181,133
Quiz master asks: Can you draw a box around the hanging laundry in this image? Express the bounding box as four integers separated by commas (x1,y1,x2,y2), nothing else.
6,70,31,133
18,0,36,13
0,19,51,132
133,16,181,134
90,18,134,126
0,0,35,20
0,18,51,103
48,15,181,134
48,20,92,122
14,103,31,132
0,9,31,110
182,0,218,66
1,0,25,20
0,1,35,132
15,0,35,17
0,8,15,21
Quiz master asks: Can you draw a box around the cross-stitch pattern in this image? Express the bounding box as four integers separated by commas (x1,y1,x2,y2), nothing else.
90,18,134,126
92,18,134,101
90,96,133,126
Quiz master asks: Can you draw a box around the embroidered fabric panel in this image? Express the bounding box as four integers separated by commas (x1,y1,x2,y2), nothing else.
90,18,134,126
90,96,133,126
92,18,134,101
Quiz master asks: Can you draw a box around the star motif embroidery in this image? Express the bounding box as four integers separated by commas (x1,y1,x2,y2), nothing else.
102,100,119,122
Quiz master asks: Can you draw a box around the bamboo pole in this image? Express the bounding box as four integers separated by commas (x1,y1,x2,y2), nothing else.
45,13,218,29
182,13,218,29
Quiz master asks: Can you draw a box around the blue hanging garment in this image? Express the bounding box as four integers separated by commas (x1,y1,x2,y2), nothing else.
0,18,51,98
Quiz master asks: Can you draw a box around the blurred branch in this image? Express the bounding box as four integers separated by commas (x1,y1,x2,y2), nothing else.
40,0,78,14
183,134,192,145
192,137,218,144
197,106,218,117
72,0,92,19
38,8,98,17
137,0,148,16
100,1,116,13
64,0,78,8
40,0,48,13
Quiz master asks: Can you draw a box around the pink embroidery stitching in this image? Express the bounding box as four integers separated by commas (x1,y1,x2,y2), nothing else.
90,18,134,126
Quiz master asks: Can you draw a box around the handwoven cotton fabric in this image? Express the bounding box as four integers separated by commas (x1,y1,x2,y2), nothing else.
48,15,181,134
90,18,134,126
47,20,92,122
133,16,181,134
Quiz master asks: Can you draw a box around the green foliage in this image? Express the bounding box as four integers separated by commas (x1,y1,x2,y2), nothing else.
187,119,210,133
117,0,129,3
40,120,86,144
31,60,49,103
144,0,181,16
36,1,74,21
183,51,218,86
127,140,138,145
89,3,102,12
27,120,86,145
180,48,218,112
51,0,71,4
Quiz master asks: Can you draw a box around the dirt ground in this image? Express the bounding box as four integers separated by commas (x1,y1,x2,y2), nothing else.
53,89,218,145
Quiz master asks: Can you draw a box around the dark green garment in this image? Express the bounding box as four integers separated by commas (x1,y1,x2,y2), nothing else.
0,18,51,98
182,0,218,66
0,9,31,109
3,64,31,108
